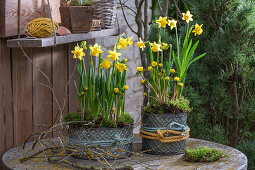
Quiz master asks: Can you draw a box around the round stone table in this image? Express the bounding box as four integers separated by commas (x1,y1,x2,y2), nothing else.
2,137,247,170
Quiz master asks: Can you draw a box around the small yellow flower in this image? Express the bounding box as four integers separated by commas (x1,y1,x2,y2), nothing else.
117,37,129,50
150,42,162,52
152,61,158,67
115,62,127,72
121,92,125,96
114,88,119,94
148,66,153,71
179,83,184,87
123,85,129,91
72,46,85,60
137,38,146,51
158,72,163,76
174,77,181,82
137,66,143,72
158,63,163,67
85,87,88,91
141,79,146,84
127,36,133,46
80,41,87,50
107,50,121,61
144,92,148,96
123,58,128,62
182,11,193,23
168,19,177,30
161,43,168,50
156,16,168,28
111,107,115,111
89,43,103,57
170,69,175,74
81,92,84,96
192,24,203,36
100,58,112,69
165,76,170,81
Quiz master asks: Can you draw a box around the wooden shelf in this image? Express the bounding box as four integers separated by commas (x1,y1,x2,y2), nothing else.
7,27,126,48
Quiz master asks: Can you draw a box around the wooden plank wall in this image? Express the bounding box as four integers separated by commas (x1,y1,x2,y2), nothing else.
0,39,95,166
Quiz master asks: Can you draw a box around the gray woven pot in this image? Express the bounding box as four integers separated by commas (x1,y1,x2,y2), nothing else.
67,125,133,159
142,112,188,155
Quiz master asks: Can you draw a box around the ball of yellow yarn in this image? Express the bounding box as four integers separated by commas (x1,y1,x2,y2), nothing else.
25,18,59,38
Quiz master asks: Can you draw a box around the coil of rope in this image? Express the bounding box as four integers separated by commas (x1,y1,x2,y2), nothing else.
139,122,190,143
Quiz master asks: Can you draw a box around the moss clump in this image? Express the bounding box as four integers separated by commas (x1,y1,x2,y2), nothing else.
183,146,226,162
64,112,133,128
143,97,192,115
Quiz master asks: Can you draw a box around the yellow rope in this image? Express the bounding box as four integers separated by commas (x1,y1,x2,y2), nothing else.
25,18,59,38
139,128,190,143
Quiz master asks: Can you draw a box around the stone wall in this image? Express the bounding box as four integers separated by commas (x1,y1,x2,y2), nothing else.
95,0,151,133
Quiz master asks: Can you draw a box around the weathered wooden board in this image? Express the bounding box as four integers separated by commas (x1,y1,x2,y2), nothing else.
52,45,68,133
0,39,13,165
7,27,126,47
0,0,61,37
12,47,33,145
32,48,53,136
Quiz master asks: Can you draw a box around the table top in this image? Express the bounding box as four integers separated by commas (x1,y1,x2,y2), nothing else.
2,137,247,170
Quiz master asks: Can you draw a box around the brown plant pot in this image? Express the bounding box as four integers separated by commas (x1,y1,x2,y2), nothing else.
59,6,95,33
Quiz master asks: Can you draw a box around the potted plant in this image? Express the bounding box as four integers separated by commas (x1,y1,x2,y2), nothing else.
60,0,95,33
136,11,206,155
64,35,134,159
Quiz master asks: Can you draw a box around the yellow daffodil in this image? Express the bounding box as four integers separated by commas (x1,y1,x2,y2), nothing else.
137,38,146,51
123,85,129,91
100,58,112,69
118,63,128,72
152,61,158,67
168,19,177,30
148,66,153,71
72,46,85,60
158,72,163,76
144,92,147,96
179,83,184,87
127,36,133,46
170,69,175,74
182,11,193,23
158,63,163,68
85,87,88,91
174,77,181,82
123,58,128,62
137,67,143,72
111,107,115,111
114,62,120,69
80,41,87,50
165,76,170,81
107,50,121,61
81,91,84,96
117,37,129,50
89,43,103,57
161,43,168,50
192,24,203,36
156,16,168,28
114,88,119,94
150,42,162,52
141,79,146,84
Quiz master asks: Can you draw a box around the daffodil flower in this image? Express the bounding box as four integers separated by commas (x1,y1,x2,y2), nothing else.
156,16,168,28
72,46,85,60
168,19,177,30
165,77,170,81
89,43,103,57
117,63,128,72
107,50,121,61
152,61,158,67
150,42,162,52
114,88,119,94
192,24,203,36
179,83,184,87
117,37,129,50
147,66,153,71
123,85,129,91
100,58,112,69
174,77,181,82
127,36,133,46
161,43,168,50
137,67,143,72
137,38,146,51
141,79,146,84
182,11,193,23
170,69,175,74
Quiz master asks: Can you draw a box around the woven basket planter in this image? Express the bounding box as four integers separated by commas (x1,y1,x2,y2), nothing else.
67,125,133,160
141,112,189,155
93,0,117,29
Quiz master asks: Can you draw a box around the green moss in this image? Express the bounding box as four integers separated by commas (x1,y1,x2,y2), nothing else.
118,112,134,125
64,112,81,123
143,97,192,115
183,146,226,162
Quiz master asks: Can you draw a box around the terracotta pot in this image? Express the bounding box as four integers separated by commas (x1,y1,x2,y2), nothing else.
60,6,95,33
